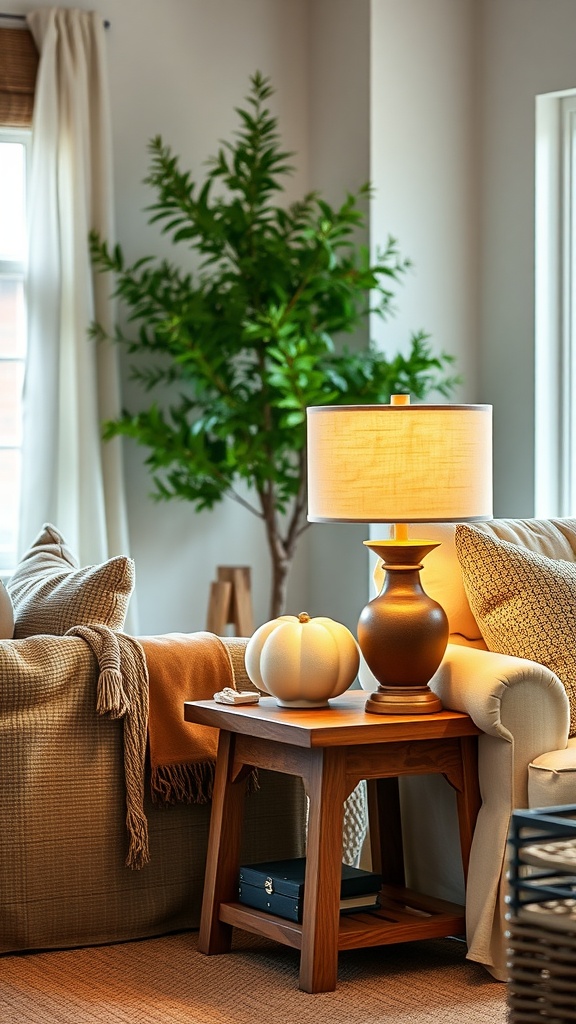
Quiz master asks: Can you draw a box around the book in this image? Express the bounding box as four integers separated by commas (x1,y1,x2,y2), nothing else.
238,857,382,922
339,892,381,913
239,857,382,899
238,882,381,921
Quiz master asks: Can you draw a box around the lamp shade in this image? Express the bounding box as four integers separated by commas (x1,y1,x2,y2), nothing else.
307,403,493,523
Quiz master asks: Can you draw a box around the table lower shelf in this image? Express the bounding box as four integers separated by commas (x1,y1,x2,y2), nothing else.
218,885,466,953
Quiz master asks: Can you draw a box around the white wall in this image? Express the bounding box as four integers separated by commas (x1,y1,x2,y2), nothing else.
303,0,373,633
370,0,478,396
477,0,576,516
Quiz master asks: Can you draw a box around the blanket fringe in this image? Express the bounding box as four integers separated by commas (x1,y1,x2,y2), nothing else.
125,806,151,869
96,668,131,719
151,762,260,807
151,761,216,806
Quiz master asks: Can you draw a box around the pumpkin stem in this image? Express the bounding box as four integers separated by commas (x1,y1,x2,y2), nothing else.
298,612,311,623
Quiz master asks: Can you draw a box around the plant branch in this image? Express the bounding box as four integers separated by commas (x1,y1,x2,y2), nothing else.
226,487,264,519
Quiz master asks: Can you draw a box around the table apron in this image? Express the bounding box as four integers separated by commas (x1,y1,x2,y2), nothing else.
232,733,475,793
346,737,473,789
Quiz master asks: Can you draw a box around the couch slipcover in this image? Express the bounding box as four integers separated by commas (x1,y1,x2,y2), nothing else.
0,633,307,953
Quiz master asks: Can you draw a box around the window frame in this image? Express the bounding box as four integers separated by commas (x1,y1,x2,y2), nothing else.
0,125,31,576
535,89,576,517
0,25,36,577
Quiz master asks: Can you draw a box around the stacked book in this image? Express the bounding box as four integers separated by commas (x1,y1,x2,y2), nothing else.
238,857,382,923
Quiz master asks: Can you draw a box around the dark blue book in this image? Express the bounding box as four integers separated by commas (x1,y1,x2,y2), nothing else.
238,857,382,922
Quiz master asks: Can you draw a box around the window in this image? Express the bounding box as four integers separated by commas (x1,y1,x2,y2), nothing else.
0,26,37,574
535,90,576,517
0,128,29,572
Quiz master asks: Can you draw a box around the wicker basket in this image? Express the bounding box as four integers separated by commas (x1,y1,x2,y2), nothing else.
508,916,576,1022
507,806,576,1023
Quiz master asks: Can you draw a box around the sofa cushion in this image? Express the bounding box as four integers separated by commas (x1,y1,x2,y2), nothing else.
455,523,576,736
529,738,576,807
0,580,14,639
474,517,576,560
7,523,134,638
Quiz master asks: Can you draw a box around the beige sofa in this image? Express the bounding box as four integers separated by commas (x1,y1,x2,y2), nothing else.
0,630,307,954
361,518,575,981
1,518,378,957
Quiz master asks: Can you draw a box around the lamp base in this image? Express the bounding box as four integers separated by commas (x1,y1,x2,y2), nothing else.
359,539,449,717
365,685,442,715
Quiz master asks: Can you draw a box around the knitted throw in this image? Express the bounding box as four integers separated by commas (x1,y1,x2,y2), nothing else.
66,624,150,869
66,627,237,869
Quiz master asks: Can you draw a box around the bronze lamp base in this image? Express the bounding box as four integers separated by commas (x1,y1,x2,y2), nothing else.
358,540,449,715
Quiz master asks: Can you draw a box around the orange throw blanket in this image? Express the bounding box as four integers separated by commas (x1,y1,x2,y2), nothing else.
140,631,235,807
67,627,236,868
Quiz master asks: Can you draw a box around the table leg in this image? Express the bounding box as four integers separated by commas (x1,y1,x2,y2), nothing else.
367,776,405,886
299,747,347,993
454,735,481,883
198,730,247,954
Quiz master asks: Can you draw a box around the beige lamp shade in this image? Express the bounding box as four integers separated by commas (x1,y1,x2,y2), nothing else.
307,403,493,523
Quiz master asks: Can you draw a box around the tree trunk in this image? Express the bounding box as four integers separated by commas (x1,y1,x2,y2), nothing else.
261,485,307,620
269,551,291,619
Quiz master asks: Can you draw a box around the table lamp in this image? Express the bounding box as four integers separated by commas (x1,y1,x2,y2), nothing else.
306,396,493,714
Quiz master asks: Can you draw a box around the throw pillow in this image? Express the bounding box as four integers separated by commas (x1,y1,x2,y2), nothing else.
0,580,14,638
8,523,134,639
455,523,576,736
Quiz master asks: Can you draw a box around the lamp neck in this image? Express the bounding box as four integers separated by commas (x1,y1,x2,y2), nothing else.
392,523,409,542
378,565,426,598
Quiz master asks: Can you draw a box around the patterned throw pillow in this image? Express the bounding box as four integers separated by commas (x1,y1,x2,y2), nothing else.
455,523,576,736
7,523,134,639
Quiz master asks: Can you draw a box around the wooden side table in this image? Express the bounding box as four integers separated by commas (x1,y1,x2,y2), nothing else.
184,691,481,993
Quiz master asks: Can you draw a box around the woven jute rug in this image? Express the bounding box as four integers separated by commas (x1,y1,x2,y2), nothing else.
0,931,507,1024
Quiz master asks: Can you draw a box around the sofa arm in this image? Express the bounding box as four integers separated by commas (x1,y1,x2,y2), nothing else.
361,642,571,979
431,643,570,750
360,642,570,753
430,643,570,980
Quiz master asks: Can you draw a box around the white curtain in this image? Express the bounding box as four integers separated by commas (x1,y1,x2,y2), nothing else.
20,8,137,629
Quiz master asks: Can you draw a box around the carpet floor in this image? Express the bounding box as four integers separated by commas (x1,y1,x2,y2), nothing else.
0,931,508,1024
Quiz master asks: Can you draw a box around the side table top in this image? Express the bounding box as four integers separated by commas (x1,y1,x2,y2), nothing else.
184,689,480,748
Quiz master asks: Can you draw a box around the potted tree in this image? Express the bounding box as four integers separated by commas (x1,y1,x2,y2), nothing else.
90,72,459,619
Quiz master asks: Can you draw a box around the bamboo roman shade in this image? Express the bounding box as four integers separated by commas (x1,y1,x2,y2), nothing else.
0,28,38,127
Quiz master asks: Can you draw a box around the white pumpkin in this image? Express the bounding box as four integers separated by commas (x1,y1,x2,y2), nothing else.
245,612,360,707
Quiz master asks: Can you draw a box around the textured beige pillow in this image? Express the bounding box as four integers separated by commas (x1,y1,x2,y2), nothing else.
455,523,576,736
0,580,14,638
8,524,134,639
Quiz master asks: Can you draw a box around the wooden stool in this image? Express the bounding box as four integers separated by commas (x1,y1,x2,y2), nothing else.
206,566,254,636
